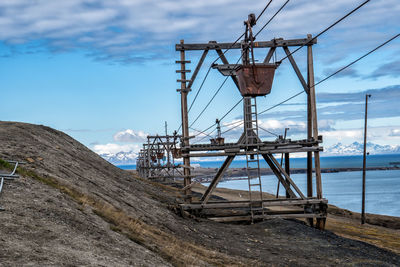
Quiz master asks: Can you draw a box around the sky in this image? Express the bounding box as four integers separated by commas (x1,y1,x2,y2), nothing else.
0,0,399,158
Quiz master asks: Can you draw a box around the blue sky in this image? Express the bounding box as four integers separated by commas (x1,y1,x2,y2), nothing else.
0,0,399,156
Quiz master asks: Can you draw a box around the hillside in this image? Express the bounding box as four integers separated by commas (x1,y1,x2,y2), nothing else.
0,121,399,266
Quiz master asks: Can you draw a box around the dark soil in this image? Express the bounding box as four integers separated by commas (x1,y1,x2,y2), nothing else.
0,121,399,266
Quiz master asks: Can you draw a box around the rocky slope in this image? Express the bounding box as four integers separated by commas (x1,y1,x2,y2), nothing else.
0,121,399,266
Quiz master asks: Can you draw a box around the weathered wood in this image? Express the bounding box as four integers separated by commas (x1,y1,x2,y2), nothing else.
262,154,297,198
185,146,322,157
187,48,209,89
200,134,245,204
306,36,314,227
208,213,325,223
307,35,322,199
215,48,240,88
200,155,235,204
284,152,290,198
176,37,317,51
263,47,276,63
181,198,328,210
283,46,309,94
179,40,192,202
267,154,306,199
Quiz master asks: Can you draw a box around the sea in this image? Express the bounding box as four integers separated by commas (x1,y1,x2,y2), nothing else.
118,154,400,217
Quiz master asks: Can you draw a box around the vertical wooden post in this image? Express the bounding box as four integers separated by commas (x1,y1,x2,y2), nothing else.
306,41,314,227
308,34,324,229
284,153,290,198
179,40,192,203
362,94,371,224
307,35,322,199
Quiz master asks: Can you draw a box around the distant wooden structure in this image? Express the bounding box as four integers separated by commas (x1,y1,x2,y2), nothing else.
175,14,327,229
136,133,183,181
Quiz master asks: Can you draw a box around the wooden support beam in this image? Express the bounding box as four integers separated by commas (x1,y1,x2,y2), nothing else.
215,48,240,88
266,154,306,199
262,154,297,198
175,37,317,51
200,133,245,204
179,39,192,203
284,152,290,198
307,35,322,200
187,48,209,89
181,198,328,210
184,146,322,157
200,155,235,204
208,213,325,223
283,46,309,94
263,47,276,63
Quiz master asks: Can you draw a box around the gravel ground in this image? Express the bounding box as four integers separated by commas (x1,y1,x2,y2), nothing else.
0,121,399,266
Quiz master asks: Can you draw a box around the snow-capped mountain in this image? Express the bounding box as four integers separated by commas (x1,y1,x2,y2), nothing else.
324,142,400,156
99,151,137,165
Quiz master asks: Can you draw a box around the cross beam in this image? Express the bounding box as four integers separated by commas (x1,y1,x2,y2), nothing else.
176,37,317,51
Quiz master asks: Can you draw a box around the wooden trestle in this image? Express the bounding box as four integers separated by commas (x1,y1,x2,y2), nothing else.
172,33,327,228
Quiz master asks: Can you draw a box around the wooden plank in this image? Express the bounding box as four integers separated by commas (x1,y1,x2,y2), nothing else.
185,146,322,157
283,46,309,94
263,47,276,63
187,48,209,89
175,37,317,51
208,213,325,223
181,198,328,210
203,197,327,205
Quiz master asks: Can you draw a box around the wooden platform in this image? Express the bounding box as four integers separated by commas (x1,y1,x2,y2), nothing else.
181,198,328,223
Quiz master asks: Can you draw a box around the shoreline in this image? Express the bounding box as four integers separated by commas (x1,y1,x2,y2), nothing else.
192,166,400,182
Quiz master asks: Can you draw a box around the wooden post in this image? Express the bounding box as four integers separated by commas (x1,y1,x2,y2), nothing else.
362,94,371,224
306,37,314,227
179,40,192,202
307,35,322,199
284,153,290,198
308,34,324,229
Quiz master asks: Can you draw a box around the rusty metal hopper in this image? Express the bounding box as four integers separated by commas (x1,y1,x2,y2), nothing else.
212,63,277,97
235,64,277,97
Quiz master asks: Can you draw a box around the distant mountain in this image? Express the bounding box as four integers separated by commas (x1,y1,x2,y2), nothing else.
99,151,137,165
324,142,400,156
98,142,400,164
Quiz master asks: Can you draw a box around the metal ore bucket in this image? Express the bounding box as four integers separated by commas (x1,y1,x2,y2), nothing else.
235,64,277,97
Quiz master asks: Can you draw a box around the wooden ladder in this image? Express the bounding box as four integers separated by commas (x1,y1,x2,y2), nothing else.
244,97,264,222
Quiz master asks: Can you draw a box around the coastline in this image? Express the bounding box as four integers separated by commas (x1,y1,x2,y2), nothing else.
192,166,400,182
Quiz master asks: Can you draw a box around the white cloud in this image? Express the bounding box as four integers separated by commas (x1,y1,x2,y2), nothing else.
390,129,400,136
113,129,148,143
0,0,398,63
92,143,140,155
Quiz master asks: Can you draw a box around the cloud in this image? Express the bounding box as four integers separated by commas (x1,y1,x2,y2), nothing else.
0,0,398,63
322,66,360,79
390,129,400,136
259,85,400,122
368,60,400,79
113,129,148,143
92,143,140,155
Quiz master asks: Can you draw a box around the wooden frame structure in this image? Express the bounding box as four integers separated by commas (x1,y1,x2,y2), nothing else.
176,33,327,229
136,134,183,180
